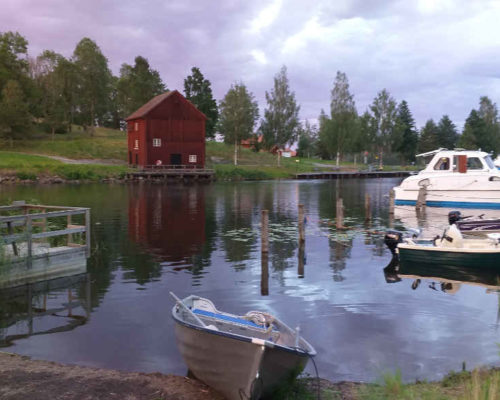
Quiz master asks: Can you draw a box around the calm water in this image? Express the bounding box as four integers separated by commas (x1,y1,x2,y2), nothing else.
1,179,500,383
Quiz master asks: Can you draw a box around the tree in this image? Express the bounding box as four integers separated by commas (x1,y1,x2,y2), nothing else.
72,38,112,134
459,110,488,150
297,120,317,158
478,96,500,154
184,67,218,139
260,66,300,155
218,83,259,165
419,119,439,153
117,56,166,120
32,50,68,138
0,31,29,93
329,71,358,165
436,115,458,149
394,100,418,162
0,80,31,146
369,89,397,167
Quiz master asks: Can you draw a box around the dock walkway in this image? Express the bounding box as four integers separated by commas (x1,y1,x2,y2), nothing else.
296,170,413,180
127,165,214,181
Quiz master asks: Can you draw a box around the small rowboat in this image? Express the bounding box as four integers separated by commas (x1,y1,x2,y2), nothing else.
393,224,500,269
170,293,316,400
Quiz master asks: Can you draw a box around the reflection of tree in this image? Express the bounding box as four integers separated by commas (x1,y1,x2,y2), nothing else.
329,237,352,281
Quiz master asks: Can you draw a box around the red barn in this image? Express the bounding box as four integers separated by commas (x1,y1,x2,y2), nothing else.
125,90,206,168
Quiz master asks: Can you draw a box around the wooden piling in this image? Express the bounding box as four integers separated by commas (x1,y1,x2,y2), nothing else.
67,215,73,245
389,189,395,215
298,204,305,244
261,210,269,253
298,244,305,278
416,186,427,210
336,198,344,229
261,252,269,296
364,194,371,221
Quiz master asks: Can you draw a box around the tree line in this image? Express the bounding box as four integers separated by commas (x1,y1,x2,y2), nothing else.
1,31,500,165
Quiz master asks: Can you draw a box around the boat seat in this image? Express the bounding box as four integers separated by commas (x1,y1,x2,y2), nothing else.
440,224,464,248
192,308,269,330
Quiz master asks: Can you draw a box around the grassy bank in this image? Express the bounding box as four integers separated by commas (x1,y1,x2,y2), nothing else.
0,127,417,181
0,152,127,181
295,368,500,399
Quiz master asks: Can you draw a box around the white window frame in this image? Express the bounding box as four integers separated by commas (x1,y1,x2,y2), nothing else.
134,139,139,150
134,122,139,131
152,138,161,147
189,154,197,163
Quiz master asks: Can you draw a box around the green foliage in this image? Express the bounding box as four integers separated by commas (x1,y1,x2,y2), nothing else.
297,120,317,158
260,65,300,149
117,55,166,119
419,119,439,153
369,89,398,165
459,110,488,150
217,82,259,165
72,38,112,133
183,67,218,139
0,31,29,94
394,100,418,162
0,80,32,144
437,115,458,150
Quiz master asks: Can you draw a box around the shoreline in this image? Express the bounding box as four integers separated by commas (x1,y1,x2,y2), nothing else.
0,351,359,399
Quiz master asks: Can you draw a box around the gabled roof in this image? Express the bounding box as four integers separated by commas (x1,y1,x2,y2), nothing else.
125,90,206,121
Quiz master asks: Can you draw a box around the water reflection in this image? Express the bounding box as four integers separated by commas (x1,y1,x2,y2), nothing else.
0,273,91,347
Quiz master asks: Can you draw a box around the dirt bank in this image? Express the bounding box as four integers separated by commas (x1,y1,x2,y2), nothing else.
0,352,224,400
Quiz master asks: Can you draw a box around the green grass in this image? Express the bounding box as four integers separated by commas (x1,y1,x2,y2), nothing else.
0,152,127,181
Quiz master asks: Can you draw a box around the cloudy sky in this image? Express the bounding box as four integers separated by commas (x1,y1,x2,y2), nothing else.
2,0,500,129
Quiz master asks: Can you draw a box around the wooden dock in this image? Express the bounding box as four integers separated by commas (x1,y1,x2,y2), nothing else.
296,170,413,180
0,201,90,288
126,165,215,181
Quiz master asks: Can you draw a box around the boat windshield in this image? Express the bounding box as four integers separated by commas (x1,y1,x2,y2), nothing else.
484,155,496,169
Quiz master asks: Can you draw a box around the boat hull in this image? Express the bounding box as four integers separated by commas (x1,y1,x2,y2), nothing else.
173,321,310,400
394,188,500,209
398,246,500,269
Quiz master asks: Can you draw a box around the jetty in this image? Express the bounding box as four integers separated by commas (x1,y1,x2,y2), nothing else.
0,201,90,288
126,165,215,181
296,170,412,180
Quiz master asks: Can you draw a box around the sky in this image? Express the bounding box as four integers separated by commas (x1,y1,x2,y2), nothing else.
2,0,500,130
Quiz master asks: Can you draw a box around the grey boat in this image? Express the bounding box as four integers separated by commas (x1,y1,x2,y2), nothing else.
170,293,316,400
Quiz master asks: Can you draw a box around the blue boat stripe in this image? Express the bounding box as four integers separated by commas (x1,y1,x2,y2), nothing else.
192,309,267,330
395,199,500,209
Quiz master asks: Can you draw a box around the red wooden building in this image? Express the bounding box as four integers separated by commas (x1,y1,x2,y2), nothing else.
125,90,206,168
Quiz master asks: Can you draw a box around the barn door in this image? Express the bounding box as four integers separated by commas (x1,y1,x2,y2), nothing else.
170,154,182,165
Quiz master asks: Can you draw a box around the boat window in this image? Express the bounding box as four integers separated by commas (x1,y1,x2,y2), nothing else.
467,157,484,170
484,155,496,169
434,157,450,170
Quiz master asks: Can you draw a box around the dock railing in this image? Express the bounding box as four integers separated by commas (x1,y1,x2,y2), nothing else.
0,201,90,268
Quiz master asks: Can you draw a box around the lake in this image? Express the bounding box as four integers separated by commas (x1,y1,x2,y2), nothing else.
1,179,499,383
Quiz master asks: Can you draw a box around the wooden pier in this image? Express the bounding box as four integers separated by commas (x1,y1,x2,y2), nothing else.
296,170,413,180
0,201,90,288
126,165,215,181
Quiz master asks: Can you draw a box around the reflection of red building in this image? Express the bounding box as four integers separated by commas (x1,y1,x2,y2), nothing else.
128,185,205,262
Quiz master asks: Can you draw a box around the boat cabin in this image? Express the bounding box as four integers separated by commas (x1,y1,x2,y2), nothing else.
417,149,498,174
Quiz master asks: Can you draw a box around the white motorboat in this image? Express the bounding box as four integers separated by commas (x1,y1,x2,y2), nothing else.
171,293,316,400
394,149,500,209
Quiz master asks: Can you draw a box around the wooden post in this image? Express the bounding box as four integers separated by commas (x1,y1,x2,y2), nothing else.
26,215,32,268
261,252,269,296
67,214,73,246
261,210,269,254
6,221,18,256
298,244,305,278
336,198,344,229
416,186,427,210
364,194,371,222
298,204,305,244
389,189,395,215
85,209,91,258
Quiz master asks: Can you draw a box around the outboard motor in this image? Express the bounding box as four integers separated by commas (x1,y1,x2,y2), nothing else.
384,230,403,255
448,210,462,225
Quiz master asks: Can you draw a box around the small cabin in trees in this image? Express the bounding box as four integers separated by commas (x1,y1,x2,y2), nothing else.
125,90,206,168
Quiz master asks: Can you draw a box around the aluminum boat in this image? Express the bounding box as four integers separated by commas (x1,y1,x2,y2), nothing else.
171,293,316,400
